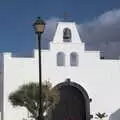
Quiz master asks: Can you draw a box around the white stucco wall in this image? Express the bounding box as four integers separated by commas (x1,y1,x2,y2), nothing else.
3,53,37,120
2,21,120,120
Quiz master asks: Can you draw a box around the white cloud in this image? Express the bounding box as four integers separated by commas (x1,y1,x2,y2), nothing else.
78,9,120,59
90,9,120,26
42,9,120,59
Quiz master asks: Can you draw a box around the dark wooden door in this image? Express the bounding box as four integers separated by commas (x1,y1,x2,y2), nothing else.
52,85,86,120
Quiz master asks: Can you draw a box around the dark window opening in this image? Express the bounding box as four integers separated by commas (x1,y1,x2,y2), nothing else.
70,52,78,66
57,52,65,66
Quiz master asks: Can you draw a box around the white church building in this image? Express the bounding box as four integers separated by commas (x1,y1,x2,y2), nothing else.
0,21,120,120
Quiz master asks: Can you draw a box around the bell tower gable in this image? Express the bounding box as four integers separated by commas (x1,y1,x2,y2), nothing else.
52,22,83,44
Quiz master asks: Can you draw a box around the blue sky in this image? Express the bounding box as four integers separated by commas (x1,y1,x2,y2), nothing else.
0,0,120,58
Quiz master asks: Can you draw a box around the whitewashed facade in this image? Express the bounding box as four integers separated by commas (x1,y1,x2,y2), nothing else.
1,21,120,120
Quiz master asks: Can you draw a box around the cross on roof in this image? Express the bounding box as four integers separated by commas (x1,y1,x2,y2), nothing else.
63,12,71,21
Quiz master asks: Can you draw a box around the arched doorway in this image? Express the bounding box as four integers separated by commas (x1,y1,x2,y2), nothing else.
52,80,90,120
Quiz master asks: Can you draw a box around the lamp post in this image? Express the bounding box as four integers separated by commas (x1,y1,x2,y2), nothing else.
33,17,45,120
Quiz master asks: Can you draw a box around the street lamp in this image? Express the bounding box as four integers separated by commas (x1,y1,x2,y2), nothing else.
33,17,45,120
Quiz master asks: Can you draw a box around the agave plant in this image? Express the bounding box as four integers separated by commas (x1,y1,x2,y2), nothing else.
95,112,108,120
